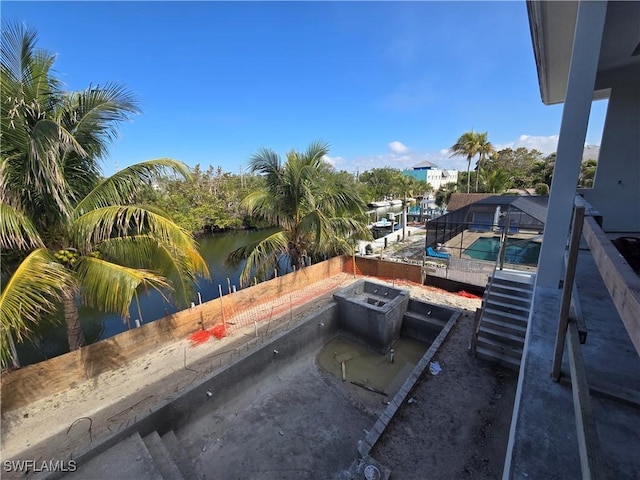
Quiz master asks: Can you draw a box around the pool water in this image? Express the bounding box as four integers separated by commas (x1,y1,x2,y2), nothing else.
464,236,541,265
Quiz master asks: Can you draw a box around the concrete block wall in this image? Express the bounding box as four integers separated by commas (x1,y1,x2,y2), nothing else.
401,299,458,344
333,280,410,354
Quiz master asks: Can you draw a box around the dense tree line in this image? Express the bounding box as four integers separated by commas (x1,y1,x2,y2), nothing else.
443,130,598,205
143,163,434,235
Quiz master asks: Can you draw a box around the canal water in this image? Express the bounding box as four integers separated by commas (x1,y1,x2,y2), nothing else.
16,229,277,366
17,205,406,365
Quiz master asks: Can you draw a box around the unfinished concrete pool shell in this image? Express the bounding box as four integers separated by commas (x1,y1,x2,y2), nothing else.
333,280,410,355
32,280,460,480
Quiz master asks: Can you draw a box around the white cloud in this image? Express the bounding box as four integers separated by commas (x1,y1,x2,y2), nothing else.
348,149,460,174
330,133,596,175
322,154,346,169
388,141,409,154
495,134,559,155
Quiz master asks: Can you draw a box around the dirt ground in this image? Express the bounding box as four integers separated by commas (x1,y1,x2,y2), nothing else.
371,309,517,479
1,229,518,479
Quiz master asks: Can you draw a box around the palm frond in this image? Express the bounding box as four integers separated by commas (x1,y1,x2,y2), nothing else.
60,83,140,161
75,159,191,215
0,248,72,343
74,256,170,317
97,235,209,307
303,140,330,166
227,230,289,286
249,148,281,175
0,22,60,93
241,189,290,226
0,202,44,250
72,205,196,254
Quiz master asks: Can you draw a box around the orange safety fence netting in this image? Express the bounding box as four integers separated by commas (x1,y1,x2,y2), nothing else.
188,275,351,348
457,290,482,299
189,323,227,346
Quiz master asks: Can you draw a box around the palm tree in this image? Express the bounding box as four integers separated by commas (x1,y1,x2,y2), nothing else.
531,153,556,187
475,132,494,193
484,168,511,193
1,23,209,367
450,130,480,194
227,141,371,286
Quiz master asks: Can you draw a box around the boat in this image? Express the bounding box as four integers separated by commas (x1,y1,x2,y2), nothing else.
372,218,392,228
368,200,391,208
390,199,403,206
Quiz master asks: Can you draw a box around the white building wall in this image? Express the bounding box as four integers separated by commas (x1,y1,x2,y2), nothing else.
581,80,640,232
426,169,458,191
535,0,607,288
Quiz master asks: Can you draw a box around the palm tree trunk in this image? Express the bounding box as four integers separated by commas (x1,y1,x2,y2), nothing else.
466,157,471,194
475,156,481,193
63,291,86,351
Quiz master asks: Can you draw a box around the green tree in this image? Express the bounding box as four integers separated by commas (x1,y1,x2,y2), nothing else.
0,24,209,366
435,182,458,208
535,183,550,195
484,168,511,193
579,159,597,188
530,153,555,188
358,167,404,202
227,141,371,286
475,132,495,193
486,148,545,189
450,130,481,194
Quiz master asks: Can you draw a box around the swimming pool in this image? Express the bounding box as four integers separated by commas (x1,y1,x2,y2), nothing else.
464,236,541,265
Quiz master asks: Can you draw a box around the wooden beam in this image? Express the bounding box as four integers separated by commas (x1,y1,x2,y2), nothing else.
552,206,585,381
570,283,587,344
574,195,602,226
567,320,604,479
559,375,640,409
582,216,640,355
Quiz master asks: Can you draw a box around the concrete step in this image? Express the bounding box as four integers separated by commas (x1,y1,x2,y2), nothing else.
476,335,524,359
487,290,532,309
489,281,534,298
491,270,536,285
483,307,529,327
403,310,447,328
490,283,533,300
161,431,205,480
63,432,163,480
478,324,526,347
143,431,185,480
485,297,531,316
476,345,521,371
481,314,528,336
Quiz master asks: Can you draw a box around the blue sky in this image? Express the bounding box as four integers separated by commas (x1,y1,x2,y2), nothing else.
4,1,607,176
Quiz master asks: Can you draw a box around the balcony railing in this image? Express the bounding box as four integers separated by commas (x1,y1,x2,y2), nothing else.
550,196,640,479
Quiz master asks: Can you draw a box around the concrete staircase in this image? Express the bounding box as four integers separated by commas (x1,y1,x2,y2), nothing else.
62,430,204,480
474,270,534,371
